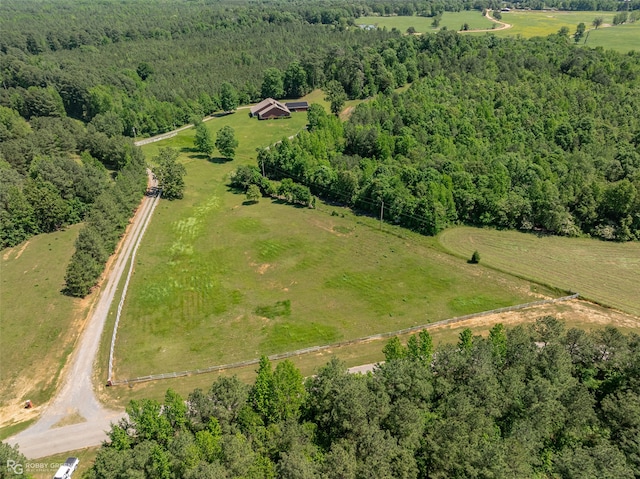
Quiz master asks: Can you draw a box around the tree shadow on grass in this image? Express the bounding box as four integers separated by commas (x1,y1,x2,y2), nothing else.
242,200,259,206
227,184,245,195
208,156,233,164
180,146,199,154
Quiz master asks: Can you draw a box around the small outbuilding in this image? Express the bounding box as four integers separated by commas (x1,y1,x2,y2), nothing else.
284,101,309,112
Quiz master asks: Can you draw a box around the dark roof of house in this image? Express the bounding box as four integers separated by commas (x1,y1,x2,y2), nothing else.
284,101,309,109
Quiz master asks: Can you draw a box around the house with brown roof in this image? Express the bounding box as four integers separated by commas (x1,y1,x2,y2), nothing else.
250,98,291,120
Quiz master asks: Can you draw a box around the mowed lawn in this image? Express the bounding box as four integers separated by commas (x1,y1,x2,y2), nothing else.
113,112,554,379
438,227,640,317
0,225,84,410
356,11,495,33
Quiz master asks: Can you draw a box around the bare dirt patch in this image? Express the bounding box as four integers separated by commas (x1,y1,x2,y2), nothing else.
257,263,271,274
14,241,30,259
52,409,86,428
434,299,640,336
339,106,355,121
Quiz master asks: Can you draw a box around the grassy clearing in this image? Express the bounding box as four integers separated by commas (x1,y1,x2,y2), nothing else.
0,225,87,416
438,226,640,317
356,12,494,33
110,111,554,381
357,11,640,53
582,22,640,52
486,11,639,52
102,296,638,409
493,11,617,37
0,417,36,441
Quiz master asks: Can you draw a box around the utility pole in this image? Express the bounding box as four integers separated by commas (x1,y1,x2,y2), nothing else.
261,156,265,177
380,199,384,230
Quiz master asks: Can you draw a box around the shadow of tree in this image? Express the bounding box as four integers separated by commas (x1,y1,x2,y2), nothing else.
208,156,233,164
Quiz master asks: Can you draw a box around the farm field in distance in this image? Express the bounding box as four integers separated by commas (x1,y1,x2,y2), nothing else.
438,226,640,317
110,110,555,381
493,10,617,37
581,21,640,52
356,11,495,32
356,11,639,53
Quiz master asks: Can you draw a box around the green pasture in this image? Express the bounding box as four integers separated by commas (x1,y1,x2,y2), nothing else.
494,11,616,37
356,11,495,33
356,11,640,53
487,11,639,52
0,225,84,411
112,110,554,380
582,22,640,52
438,226,640,317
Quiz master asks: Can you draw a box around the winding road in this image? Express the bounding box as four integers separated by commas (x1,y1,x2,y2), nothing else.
6,170,160,459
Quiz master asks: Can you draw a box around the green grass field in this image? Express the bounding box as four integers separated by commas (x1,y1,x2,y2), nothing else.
488,11,639,52
111,110,555,380
438,227,640,317
0,225,86,413
582,21,640,52
356,11,495,33
354,11,640,53
494,11,617,37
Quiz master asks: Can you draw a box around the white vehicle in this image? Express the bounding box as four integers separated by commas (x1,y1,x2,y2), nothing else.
52,457,79,479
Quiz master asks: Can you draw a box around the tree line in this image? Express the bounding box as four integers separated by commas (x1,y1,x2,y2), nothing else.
255,32,640,240
31,317,636,478
64,148,147,297
0,107,145,249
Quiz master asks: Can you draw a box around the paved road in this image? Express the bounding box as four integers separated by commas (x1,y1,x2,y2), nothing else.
7,171,159,459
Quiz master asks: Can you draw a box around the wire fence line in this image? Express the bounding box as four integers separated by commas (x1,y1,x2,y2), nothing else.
109,292,579,386
107,183,162,384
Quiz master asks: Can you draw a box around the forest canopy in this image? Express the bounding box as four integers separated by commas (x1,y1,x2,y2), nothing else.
255,32,640,240
79,319,640,479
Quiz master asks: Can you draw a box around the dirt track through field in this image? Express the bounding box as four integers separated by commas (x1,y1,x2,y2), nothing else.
6,172,159,459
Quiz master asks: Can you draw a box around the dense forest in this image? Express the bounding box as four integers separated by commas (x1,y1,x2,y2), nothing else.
0,0,401,137
2,0,639,264
33,319,635,478
254,32,640,240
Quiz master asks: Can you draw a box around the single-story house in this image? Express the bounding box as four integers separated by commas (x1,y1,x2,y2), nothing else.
284,101,309,112
250,98,291,119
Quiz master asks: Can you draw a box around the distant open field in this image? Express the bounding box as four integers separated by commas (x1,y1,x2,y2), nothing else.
355,11,639,53
494,10,616,37
0,225,87,423
356,11,495,33
110,110,554,381
582,21,640,52
438,227,640,317
488,11,639,52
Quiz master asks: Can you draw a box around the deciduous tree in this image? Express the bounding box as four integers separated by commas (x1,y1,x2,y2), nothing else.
194,123,214,157
215,126,238,159
155,147,186,200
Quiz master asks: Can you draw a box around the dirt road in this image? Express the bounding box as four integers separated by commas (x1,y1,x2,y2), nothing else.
6,172,159,459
